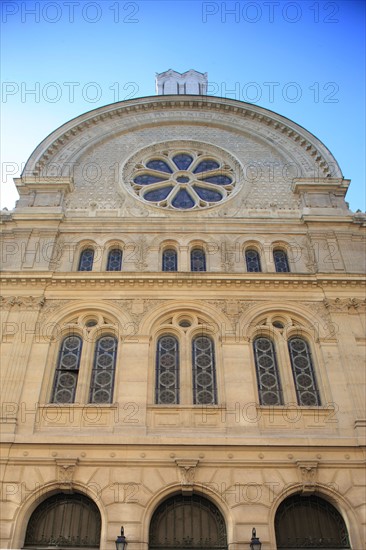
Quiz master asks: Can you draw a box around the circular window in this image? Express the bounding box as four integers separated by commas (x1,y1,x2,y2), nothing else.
123,142,241,211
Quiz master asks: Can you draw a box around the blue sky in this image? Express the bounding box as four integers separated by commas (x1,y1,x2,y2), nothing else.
1,0,365,210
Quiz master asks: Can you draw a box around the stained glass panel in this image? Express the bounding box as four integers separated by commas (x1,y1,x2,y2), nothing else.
288,338,321,406
191,248,206,271
146,160,172,173
192,336,217,405
106,249,122,271
173,153,194,170
78,249,94,271
51,336,82,404
156,335,179,404
253,337,283,405
89,336,117,404
193,160,220,173
245,249,261,272
274,249,290,272
162,249,177,272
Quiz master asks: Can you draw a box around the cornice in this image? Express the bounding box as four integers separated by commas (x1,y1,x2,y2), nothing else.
22,95,342,179
1,272,365,291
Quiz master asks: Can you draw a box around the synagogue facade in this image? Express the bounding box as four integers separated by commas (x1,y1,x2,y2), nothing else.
1,69,365,550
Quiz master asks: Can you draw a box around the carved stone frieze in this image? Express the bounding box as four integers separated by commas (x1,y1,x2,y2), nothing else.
2,296,45,311
0,296,16,310
323,298,366,314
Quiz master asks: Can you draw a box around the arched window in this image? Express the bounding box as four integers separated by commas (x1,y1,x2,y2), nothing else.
149,494,227,550
191,248,206,271
245,249,261,272
24,492,101,548
288,337,321,406
162,249,177,272
273,249,290,272
192,336,217,404
253,337,283,405
106,248,122,271
156,335,179,404
275,494,350,549
51,336,82,403
89,335,118,403
78,248,94,271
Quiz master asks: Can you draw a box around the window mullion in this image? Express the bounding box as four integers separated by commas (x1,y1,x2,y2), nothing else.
74,337,93,404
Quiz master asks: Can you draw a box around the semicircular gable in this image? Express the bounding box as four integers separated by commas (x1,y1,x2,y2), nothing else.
22,95,342,180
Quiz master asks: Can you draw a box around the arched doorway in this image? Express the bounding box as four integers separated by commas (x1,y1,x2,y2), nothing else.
275,494,351,549
24,492,101,548
149,494,228,550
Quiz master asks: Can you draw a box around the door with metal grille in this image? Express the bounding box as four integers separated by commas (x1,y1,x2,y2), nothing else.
149,494,227,550
24,492,101,548
275,494,351,549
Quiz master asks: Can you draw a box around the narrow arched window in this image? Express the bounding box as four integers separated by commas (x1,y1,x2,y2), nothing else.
107,248,122,271
245,249,261,272
156,335,179,404
191,248,206,271
192,336,217,405
253,337,283,405
288,337,321,406
78,248,94,271
89,335,117,403
51,336,82,403
273,249,290,272
162,249,177,272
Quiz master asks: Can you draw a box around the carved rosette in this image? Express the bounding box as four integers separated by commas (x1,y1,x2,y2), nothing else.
297,461,318,494
175,459,199,495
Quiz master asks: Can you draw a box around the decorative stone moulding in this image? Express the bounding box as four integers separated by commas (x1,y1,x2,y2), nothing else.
20,96,343,180
13,177,74,208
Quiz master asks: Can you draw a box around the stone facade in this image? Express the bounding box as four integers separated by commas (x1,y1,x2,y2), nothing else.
0,92,365,549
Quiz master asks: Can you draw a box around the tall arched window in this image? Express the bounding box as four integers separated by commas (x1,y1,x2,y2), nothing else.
275,494,350,549
288,337,321,406
24,492,101,548
156,335,180,404
192,336,217,404
106,248,122,271
78,248,94,271
89,335,118,403
162,249,178,272
51,336,82,403
253,337,283,405
149,494,227,550
245,249,262,272
273,249,290,272
191,248,206,271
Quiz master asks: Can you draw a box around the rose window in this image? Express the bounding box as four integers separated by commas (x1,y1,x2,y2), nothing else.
130,152,236,210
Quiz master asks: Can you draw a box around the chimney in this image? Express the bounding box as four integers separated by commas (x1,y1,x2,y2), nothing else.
155,69,208,95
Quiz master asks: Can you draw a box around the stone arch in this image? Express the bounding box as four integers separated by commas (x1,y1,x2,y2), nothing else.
11,482,107,550
140,300,231,337
269,484,361,550
141,484,233,549
239,301,330,342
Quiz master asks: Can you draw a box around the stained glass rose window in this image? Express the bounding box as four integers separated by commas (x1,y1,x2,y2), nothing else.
124,143,240,210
